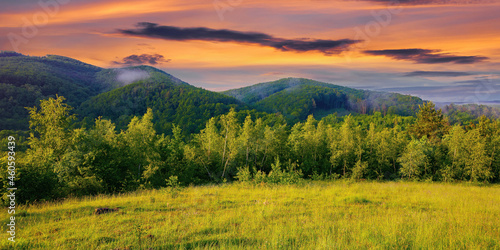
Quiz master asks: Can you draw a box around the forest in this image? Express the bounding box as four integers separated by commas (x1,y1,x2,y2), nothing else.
3,95,499,204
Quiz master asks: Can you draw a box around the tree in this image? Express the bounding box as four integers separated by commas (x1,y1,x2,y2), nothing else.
374,128,392,179
443,125,491,182
18,95,76,202
443,125,466,181
219,108,240,179
26,95,75,162
122,108,159,188
186,117,222,181
238,115,255,168
398,137,430,180
55,118,119,195
330,115,357,177
463,129,491,182
411,102,450,143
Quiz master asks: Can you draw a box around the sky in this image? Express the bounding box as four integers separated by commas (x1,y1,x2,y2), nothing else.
1,0,500,102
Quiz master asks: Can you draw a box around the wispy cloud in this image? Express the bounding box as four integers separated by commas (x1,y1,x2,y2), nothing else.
113,53,171,65
118,22,361,55
404,71,473,77
115,68,151,85
364,49,488,64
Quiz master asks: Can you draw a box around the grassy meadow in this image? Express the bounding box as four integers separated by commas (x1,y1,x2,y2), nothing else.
3,181,500,249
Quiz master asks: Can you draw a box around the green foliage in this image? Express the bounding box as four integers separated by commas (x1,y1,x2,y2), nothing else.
77,76,245,135
0,53,101,130
235,166,253,183
330,115,358,176
236,157,303,185
6,53,500,206
6,85,500,204
165,175,182,197
443,125,492,182
351,160,368,180
6,96,75,203
267,158,303,185
443,103,500,125
0,52,198,131
411,102,450,143
398,137,431,180
223,77,424,123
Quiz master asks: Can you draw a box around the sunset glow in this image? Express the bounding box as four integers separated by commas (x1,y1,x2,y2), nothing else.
1,0,499,101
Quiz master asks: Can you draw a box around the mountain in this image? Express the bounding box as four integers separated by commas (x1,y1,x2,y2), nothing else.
1,52,427,134
441,103,500,125
222,78,424,122
0,51,186,130
76,74,246,135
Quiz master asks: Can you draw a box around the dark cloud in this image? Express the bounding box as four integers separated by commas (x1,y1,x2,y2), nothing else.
118,22,360,55
113,53,171,65
364,48,488,64
404,71,472,77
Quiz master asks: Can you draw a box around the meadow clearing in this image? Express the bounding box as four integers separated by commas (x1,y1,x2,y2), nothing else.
2,181,500,249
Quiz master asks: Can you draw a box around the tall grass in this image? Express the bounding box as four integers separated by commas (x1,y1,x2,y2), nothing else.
2,181,500,249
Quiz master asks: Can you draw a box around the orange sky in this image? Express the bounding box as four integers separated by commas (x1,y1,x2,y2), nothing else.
1,0,499,102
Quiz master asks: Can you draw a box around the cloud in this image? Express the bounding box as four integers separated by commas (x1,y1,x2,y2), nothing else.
363,49,488,64
404,71,472,77
115,68,151,85
113,53,170,65
118,22,360,55
261,72,285,76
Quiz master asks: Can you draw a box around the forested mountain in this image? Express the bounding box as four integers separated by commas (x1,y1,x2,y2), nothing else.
3,52,498,137
3,52,500,204
442,103,500,125
0,51,188,130
222,78,424,122
76,74,248,135
0,51,100,130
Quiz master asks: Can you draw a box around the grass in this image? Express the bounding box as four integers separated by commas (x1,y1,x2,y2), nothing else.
2,181,500,249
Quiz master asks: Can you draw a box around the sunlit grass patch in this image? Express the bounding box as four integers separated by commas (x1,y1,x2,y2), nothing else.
2,181,500,249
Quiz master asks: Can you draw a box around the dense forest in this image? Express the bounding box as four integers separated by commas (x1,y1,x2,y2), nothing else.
76,74,251,136
441,103,500,125
223,78,424,122
0,52,188,131
3,96,499,204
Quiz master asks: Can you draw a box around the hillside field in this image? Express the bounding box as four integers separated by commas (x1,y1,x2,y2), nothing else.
3,181,500,249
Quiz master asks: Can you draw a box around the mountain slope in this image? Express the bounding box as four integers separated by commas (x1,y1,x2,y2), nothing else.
0,51,184,130
223,78,424,121
77,76,245,135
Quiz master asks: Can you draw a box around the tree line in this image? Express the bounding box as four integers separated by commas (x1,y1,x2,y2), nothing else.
2,96,499,204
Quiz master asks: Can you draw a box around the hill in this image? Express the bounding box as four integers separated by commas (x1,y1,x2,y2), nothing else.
222,78,424,122
76,74,246,135
441,103,500,125
0,51,187,130
0,51,102,130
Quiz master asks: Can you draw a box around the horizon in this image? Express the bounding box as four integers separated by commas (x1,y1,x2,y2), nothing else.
5,50,500,106
1,0,499,102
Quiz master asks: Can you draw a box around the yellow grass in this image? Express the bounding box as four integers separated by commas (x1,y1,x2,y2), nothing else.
3,181,500,249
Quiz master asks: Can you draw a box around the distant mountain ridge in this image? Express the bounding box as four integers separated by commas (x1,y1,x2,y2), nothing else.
0,51,185,130
222,77,424,122
1,52,443,133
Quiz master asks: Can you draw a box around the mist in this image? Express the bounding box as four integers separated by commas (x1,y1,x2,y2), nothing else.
115,68,150,86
